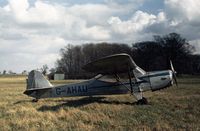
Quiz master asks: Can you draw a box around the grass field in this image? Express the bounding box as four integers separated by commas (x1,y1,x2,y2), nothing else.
0,75,199,130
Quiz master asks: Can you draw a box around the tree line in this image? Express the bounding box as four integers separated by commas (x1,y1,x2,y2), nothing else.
53,33,200,79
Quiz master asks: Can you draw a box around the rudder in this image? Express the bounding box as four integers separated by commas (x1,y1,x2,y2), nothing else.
26,70,53,90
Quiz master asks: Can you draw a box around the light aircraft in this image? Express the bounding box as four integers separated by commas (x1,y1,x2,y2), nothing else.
24,53,177,104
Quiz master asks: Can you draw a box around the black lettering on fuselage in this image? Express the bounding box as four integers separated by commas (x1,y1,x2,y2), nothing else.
78,86,82,92
67,87,71,94
56,85,88,96
56,88,61,95
71,86,77,93
82,85,88,92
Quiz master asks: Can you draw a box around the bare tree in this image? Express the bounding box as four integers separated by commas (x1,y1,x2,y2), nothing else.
55,33,198,78
3,70,6,75
41,64,48,75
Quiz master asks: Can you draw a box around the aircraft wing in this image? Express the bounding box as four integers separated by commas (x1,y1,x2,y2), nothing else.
82,53,137,74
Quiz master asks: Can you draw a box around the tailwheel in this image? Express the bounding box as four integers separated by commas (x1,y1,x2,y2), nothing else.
137,97,148,105
32,99,39,102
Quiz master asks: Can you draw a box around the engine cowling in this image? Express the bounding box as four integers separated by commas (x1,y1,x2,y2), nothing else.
148,70,173,91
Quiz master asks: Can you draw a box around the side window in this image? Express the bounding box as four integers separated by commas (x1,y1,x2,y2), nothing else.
96,73,136,83
98,75,117,83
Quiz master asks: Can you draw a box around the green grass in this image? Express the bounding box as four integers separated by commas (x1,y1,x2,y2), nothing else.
0,76,199,130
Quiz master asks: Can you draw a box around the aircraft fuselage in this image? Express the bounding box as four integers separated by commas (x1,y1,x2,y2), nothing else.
28,70,173,99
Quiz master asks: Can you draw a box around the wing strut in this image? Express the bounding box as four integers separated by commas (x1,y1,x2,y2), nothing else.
114,74,132,92
114,74,143,100
114,68,134,95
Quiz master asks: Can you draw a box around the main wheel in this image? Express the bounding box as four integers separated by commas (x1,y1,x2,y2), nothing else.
142,97,148,104
137,97,148,105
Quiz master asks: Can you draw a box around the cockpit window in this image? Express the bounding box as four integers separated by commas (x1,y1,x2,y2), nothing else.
95,72,135,83
96,75,117,83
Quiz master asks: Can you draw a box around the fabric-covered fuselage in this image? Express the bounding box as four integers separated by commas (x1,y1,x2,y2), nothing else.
27,70,173,99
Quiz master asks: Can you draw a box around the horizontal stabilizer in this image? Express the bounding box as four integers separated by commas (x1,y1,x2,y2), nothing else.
23,87,52,95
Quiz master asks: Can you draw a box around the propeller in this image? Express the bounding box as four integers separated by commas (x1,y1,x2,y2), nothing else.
170,60,178,87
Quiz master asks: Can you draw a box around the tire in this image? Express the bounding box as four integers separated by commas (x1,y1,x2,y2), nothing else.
137,97,148,105
142,97,148,104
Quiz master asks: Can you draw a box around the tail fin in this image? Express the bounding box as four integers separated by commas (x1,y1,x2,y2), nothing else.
26,70,53,90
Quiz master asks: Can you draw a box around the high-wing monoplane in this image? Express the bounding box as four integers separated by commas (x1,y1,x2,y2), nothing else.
24,53,177,104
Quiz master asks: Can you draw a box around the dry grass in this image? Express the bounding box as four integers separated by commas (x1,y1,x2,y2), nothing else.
0,75,199,130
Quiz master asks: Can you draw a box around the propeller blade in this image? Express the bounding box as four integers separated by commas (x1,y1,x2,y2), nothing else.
170,60,175,72
170,60,178,87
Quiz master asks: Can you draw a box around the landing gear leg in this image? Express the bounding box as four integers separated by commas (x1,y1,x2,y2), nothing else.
32,99,39,102
137,97,148,105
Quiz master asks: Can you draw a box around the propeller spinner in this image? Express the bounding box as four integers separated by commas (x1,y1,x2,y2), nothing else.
170,60,178,87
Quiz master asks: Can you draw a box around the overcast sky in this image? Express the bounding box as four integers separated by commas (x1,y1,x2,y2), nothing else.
0,0,200,73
